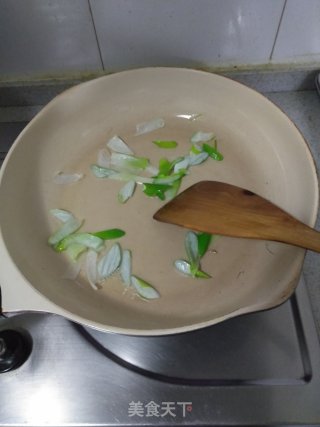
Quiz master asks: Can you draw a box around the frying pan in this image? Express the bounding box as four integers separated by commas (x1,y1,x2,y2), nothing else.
0,68,318,336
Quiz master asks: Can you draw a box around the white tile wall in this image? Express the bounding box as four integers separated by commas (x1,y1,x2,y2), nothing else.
0,0,102,78
0,0,319,79
272,0,320,63
90,0,285,69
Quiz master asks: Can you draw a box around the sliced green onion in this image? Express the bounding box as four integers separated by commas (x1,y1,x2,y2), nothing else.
174,259,211,279
158,158,172,176
120,249,132,287
153,173,184,185
91,165,153,184
152,140,178,149
111,153,149,171
146,165,159,176
50,208,74,223
53,172,84,185
169,156,185,169
92,228,125,240
98,243,122,279
143,183,171,200
48,217,83,246
165,177,182,200
190,143,202,155
185,231,200,272
174,259,191,275
55,233,104,252
107,135,133,155
190,131,215,144
85,249,98,290
173,157,189,173
131,276,160,299
202,143,224,161
188,151,209,166
97,149,110,168
135,118,165,135
197,233,212,258
65,242,87,261
194,269,211,279
118,181,136,203
90,164,118,178
114,173,154,184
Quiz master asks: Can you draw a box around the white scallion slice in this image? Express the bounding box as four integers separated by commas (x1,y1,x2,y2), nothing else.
153,174,183,185
53,172,84,184
118,181,136,203
65,242,87,261
57,233,104,252
49,209,74,223
91,165,153,184
111,153,149,171
98,243,122,279
165,178,182,200
97,149,111,168
174,259,211,279
120,249,132,287
187,151,209,166
112,173,154,184
185,231,200,270
90,164,118,178
106,135,133,155
131,276,160,299
173,157,190,173
190,131,215,144
174,259,193,276
135,118,165,136
48,217,83,246
85,249,99,290
146,165,159,176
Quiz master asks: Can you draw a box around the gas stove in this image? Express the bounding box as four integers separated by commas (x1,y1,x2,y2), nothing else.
1,278,320,426
1,118,320,426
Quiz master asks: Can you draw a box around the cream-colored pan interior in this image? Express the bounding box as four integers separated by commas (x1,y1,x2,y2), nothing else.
0,68,318,335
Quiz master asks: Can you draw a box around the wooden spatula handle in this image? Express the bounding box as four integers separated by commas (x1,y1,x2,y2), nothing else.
154,181,320,253
273,219,320,252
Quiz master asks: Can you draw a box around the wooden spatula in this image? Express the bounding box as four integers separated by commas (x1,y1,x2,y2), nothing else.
153,181,320,253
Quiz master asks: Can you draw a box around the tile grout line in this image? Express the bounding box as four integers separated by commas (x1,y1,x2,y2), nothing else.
88,0,105,70
269,0,288,61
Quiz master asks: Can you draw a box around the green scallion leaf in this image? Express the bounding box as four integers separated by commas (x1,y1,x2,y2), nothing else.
152,140,178,149
158,158,172,176
194,269,211,279
190,144,202,155
92,228,125,240
143,183,171,200
197,233,212,258
202,143,224,161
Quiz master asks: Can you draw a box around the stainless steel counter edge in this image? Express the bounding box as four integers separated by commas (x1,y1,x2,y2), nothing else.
0,65,319,107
